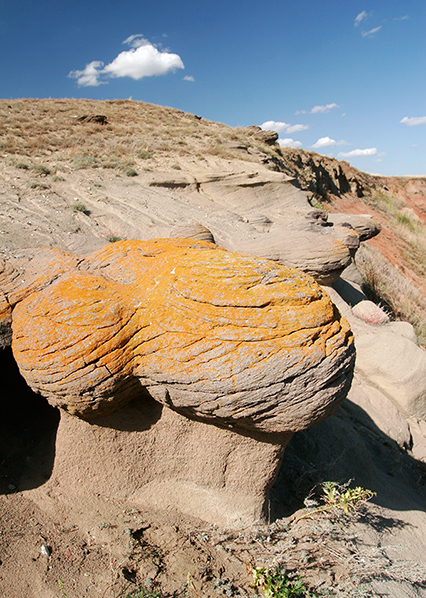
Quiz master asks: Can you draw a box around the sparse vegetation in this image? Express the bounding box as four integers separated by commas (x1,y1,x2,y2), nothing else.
27,181,49,189
31,164,51,176
71,201,89,215
295,481,376,523
356,243,426,345
251,566,314,598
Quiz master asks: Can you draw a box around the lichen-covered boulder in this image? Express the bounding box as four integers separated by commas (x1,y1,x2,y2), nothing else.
9,238,354,433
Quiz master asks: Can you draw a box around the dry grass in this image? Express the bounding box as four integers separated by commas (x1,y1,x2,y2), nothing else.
0,98,262,170
356,243,426,345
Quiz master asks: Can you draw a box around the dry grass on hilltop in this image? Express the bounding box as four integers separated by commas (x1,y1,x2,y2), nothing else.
0,98,274,171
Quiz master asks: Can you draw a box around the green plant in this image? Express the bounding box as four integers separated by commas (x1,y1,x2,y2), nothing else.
58,578,68,598
124,166,138,177
251,566,313,597
137,149,153,159
73,154,99,169
171,163,181,170
27,181,49,189
72,201,89,215
296,481,376,522
31,164,51,175
52,175,65,182
16,161,29,169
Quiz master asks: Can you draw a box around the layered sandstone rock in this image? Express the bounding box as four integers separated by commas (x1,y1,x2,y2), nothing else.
3,239,355,525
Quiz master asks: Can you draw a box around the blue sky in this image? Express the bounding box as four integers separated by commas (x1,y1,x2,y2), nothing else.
1,0,425,176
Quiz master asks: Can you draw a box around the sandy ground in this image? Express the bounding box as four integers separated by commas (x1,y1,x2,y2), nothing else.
1,344,426,597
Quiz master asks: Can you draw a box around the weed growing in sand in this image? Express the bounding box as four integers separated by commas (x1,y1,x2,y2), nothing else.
27,181,49,190
52,175,65,182
58,578,68,597
251,566,314,597
31,164,51,176
295,481,375,523
71,201,89,215
137,149,153,159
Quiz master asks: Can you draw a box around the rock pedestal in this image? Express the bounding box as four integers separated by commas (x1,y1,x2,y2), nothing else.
51,396,292,527
2,239,355,526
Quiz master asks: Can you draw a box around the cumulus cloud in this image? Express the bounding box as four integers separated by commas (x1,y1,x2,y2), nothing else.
278,138,302,148
261,120,308,134
311,137,348,149
354,11,368,26
400,116,426,126
68,35,184,86
338,148,377,158
361,26,382,37
311,103,339,114
68,61,106,87
183,75,195,82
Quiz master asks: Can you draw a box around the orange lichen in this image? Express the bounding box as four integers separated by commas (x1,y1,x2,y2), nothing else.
10,239,355,432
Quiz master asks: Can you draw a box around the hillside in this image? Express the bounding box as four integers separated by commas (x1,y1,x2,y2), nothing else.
1,98,425,342
1,98,426,598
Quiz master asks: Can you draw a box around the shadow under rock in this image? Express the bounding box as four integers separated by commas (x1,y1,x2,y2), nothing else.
270,399,426,521
0,347,60,494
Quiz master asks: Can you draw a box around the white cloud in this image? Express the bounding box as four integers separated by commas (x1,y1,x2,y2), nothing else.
286,123,309,133
401,116,426,126
311,103,339,114
295,109,306,115
354,11,368,26
394,15,409,21
361,26,382,37
278,138,302,148
338,148,377,158
122,34,147,48
311,137,348,149
68,61,106,87
183,75,195,82
69,35,184,86
261,120,309,134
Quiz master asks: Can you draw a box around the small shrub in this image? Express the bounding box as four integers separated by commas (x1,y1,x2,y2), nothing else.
251,566,314,597
295,481,375,522
16,161,29,169
73,154,99,169
31,164,51,176
171,164,181,170
52,175,65,182
107,236,121,243
93,181,102,187
28,181,49,189
124,167,138,177
72,201,89,215
137,149,153,159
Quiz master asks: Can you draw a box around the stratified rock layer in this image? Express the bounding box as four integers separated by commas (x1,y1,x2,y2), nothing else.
9,238,355,433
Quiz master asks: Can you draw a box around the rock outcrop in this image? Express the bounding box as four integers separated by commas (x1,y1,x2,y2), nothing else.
6,239,354,430
2,238,355,525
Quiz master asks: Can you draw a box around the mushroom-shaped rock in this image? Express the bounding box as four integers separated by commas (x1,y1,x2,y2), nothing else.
5,239,355,527
10,239,354,433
